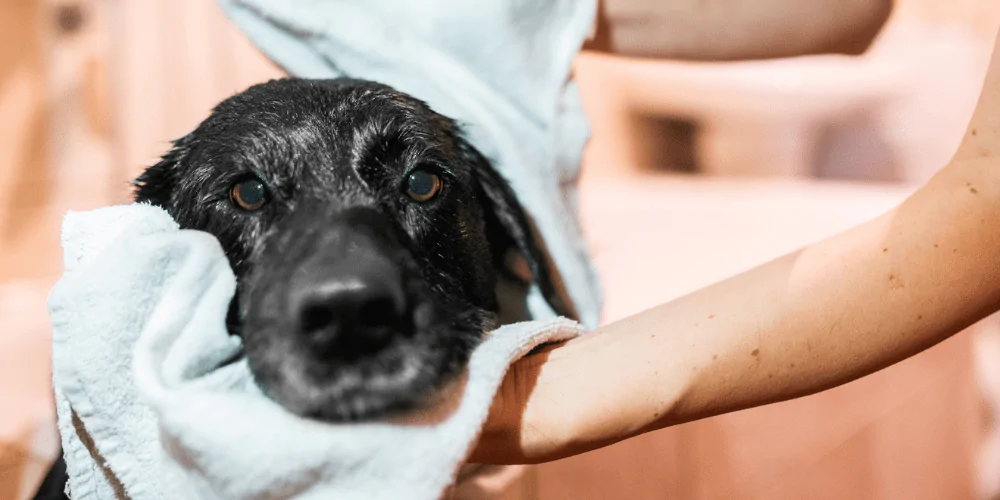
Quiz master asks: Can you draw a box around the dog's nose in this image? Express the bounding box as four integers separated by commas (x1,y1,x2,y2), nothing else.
291,257,408,360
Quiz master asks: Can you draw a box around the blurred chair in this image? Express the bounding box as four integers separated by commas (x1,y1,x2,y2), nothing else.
577,0,1000,183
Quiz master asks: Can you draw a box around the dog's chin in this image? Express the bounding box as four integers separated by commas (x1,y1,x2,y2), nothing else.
269,352,456,422
246,326,483,422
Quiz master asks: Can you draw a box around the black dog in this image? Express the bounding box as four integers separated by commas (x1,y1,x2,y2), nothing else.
38,77,573,500
133,77,572,421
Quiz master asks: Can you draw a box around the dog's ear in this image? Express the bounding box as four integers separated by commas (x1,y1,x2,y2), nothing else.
133,134,194,207
463,142,578,321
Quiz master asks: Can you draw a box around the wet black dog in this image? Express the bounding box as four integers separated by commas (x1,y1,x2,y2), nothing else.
133,77,572,421
37,77,573,500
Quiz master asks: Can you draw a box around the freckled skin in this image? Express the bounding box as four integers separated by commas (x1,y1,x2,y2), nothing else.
134,78,572,421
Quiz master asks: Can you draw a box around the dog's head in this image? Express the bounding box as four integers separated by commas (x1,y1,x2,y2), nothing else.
134,78,571,421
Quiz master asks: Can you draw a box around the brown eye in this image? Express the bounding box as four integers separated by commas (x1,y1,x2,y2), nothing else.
230,178,269,211
406,169,442,202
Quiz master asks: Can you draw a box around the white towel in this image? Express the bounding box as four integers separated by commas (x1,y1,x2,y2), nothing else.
49,203,585,499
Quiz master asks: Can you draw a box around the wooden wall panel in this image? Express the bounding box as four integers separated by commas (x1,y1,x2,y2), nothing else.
0,0,54,281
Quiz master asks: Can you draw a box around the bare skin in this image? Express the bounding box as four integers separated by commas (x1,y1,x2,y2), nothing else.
586,0,894,60
469,31,1000,466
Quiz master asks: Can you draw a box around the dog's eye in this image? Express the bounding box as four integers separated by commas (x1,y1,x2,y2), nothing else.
405,170,442,202
230,178,269,211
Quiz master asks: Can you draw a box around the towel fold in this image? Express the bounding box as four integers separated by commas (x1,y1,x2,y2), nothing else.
49,204,585,499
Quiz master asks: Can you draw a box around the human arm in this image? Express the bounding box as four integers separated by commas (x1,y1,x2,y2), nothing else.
586,0,894,60
470,31,1000,465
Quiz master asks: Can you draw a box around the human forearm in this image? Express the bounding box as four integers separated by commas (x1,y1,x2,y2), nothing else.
474,158,1000,464
642,158,1000,426
588,0,893,60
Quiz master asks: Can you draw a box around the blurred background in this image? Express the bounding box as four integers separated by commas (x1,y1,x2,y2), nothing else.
3,0,1000,498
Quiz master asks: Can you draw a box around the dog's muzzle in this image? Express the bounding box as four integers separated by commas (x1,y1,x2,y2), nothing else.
288,221,414,361
262,205,423,360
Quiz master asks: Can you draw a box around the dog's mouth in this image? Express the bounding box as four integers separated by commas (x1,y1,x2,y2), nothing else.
243,300,487,422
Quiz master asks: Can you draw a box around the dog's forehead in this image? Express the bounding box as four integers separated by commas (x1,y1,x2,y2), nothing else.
213,81,451,163
181,79,481,209
217,80,442,140
192,80,463,189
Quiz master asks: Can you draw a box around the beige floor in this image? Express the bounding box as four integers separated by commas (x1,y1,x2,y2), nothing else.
0,278,61,499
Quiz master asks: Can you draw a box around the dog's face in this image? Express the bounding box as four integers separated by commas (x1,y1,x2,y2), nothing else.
134,78,570,421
